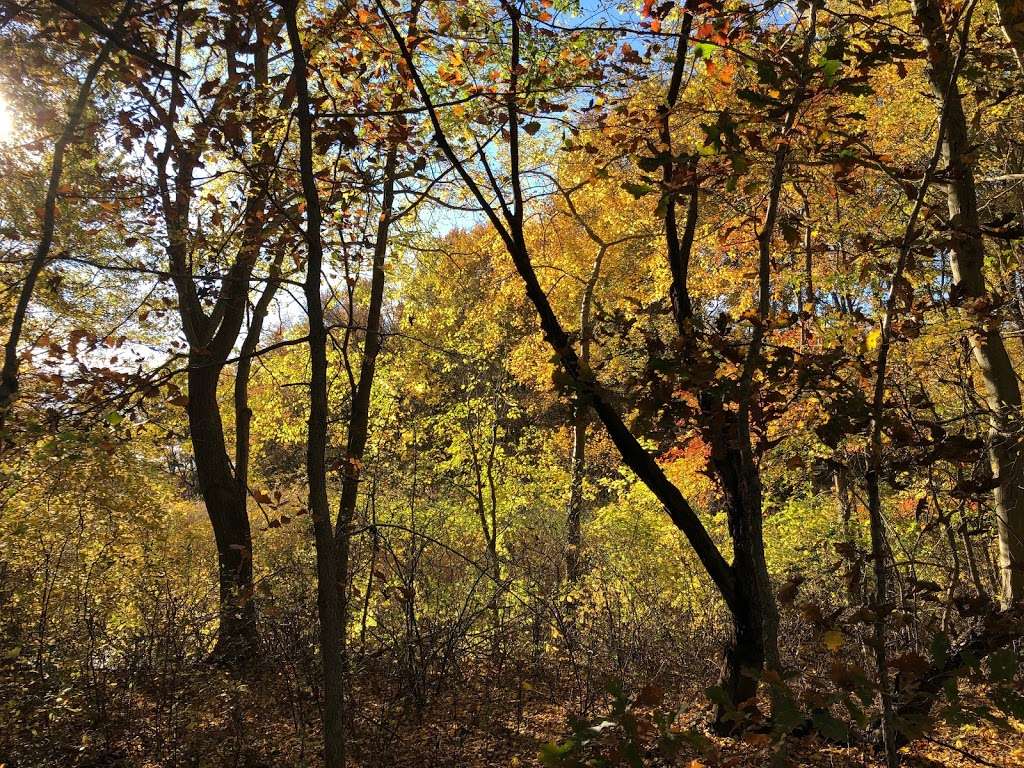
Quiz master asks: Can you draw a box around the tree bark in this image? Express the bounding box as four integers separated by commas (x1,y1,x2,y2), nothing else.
188,360,257,661
914,0,1024,607
701,396,779,730
335,141,399,730
284,3,346,765
566,402,588,583
234,255,284,498
660,1,813,724
566,244,604,583
151,4,270,663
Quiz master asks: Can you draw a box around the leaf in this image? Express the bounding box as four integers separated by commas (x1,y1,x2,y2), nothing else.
538,740,575,767
865,328,882,352
811,710,849,742
819,57,843,86
823,629,845,652
621,181,656,199
693,42,715,60
636,683,665,707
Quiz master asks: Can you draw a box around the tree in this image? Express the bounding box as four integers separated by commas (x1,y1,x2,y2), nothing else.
913,0,1024,608
134,0,289,661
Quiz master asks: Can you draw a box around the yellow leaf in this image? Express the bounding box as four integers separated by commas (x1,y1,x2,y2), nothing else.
866,328,882,352
823,629,845,652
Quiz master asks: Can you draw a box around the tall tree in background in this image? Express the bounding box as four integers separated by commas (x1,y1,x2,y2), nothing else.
914,0,1024,608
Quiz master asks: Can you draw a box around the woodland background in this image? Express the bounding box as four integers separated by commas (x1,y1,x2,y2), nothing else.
1,0,1024,766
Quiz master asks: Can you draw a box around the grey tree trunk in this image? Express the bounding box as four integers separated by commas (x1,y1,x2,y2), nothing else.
914,0,1024,607
995,0,1024,71
566,245,604,582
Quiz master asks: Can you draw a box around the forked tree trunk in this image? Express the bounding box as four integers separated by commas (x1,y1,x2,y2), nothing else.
701,396,780,730
914,0,1024,607
154,8,271,665
188,361,258,660
656,0,811,727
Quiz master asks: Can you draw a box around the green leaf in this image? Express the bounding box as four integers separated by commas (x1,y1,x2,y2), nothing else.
637,154,663,172
819,57,843,85
812,710,850,742
621,181,656,199
693,42,715,60
538,739,576,767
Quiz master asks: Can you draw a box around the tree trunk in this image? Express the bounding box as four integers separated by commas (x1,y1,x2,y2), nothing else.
914,0,1024,607
566,402,587,583
0,27,118,420
334,142,398,736
834,466,854,542
188,360,258,661
996,0,1024,72
566,244,604,583
234,255,282,498
702,396,780,731
285,5,346,764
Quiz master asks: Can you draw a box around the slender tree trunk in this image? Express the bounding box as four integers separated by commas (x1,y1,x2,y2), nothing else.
188,361,258,660
234,255,283,498
335,143,398,734
960,523,987,597
834,466,854,542
866,468,899,767
566,245,604,582
800,190,815,347
0,24,119,418
284,4,345,765
914,0,1024,607
566,403,588,583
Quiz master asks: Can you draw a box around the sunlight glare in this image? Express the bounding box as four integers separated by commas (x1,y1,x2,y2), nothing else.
0,95,14,143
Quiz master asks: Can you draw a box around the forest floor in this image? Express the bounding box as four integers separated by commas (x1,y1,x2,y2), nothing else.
7,658,1023,767
377,680,1024,768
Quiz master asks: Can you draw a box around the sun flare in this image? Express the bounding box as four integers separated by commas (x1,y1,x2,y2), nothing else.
0,95,14,143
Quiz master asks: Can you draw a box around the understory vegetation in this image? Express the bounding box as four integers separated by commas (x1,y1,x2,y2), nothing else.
2,0,1024,766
